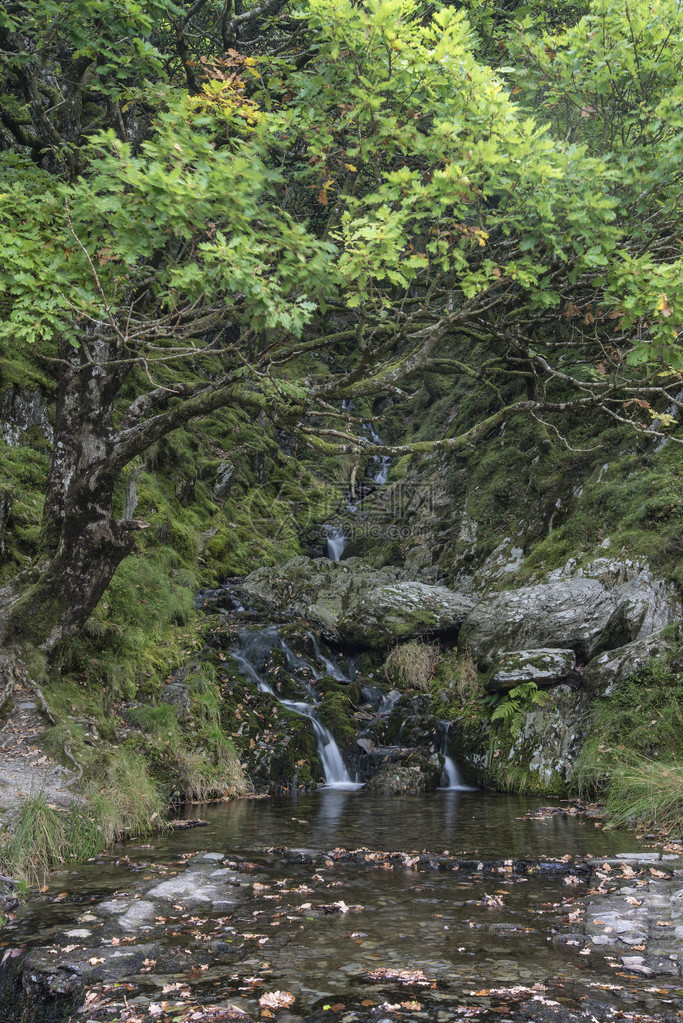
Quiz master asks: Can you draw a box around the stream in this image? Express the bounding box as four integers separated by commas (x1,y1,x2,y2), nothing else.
3,790,682,1023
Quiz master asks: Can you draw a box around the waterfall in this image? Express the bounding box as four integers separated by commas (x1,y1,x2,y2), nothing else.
231,627,360,789
363,422,391,485
438,721,475,791
324,524,347,562
308,631,349,681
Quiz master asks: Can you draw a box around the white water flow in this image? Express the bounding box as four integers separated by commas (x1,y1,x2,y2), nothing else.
308,631,348,681
324,523,347,562
438,721,476,791
231,628,360,789
364,422,391,485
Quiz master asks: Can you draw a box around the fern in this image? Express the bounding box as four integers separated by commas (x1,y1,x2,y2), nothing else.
489,682,551,736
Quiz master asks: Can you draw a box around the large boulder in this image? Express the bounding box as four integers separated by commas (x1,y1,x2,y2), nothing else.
582,627,681,694
338,582,474,650
459,559,679,668
240,557,472,647
486,648,577,693
240,557,407,639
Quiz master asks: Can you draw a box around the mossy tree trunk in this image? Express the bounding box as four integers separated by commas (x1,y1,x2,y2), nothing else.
0,331,262,652
0,335,138,650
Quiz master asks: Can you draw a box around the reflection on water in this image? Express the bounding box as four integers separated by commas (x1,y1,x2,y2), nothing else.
162,789,642,862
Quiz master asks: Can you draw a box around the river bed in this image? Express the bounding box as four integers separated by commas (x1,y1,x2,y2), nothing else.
3,790,682,1023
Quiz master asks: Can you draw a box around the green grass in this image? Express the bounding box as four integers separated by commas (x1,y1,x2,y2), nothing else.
0,751,166,885
599,750,683,831
576,662,683,830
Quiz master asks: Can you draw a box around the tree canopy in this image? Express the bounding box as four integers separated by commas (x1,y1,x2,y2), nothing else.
0,0,681,648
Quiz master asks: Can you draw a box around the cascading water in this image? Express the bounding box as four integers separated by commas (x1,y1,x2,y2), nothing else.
308,631,350,681
323,523,347,562
438,721,475,791
231,627,360,789
363,422,391,485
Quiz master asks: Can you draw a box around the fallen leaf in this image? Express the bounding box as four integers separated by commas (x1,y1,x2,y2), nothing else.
259,990,296,1009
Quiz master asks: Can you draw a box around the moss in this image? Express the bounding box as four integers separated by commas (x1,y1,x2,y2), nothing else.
318,689,356,745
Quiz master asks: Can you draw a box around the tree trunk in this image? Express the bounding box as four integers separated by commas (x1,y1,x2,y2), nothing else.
0,334,135,651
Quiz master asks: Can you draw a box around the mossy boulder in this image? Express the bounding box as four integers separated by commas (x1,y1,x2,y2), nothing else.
240,556,411,639
459,559,679,668
337,582,474,651
364,751,443,795
486,648,577,693
582,625,682,695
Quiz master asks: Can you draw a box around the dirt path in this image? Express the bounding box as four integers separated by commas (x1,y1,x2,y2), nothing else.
0,681,75,816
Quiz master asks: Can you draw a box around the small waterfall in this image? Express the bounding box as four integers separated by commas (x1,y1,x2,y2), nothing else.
324,524,347,562
363,422,391,485
231,627,360,789
438,721,475,791
308,631,349,681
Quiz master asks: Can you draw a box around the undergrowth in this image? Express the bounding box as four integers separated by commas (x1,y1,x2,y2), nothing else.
577,662,683,831
0,752,165,885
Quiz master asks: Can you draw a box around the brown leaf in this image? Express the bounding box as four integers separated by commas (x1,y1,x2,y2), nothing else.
318,190,328,206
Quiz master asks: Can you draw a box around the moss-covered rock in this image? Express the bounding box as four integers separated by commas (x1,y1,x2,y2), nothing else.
459,559,679,668
485,648,577,693
338,582,474,651
363,751,443,795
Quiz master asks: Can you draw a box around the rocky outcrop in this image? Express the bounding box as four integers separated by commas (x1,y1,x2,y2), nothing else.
486,648,577,692
453,685,591,793
582,626,681,694
459,559,679,668
240,557,472,647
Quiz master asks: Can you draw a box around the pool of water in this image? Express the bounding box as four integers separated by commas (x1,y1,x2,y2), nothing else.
6,791,679,1022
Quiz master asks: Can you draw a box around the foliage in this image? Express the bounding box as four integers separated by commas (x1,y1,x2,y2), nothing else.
0,750,165,884
485,681,551,737
598,751,683,832
577,662,683,789
0,0,680,652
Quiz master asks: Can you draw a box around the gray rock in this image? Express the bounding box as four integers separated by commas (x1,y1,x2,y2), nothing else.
117,900,158,932
160,682,192,721
364,751,443,795
338,582,474,650
486,648,576,692
145,871,234,910
213,461,235,500
583,627,680,693
621,956,654,976
240,557,472,648
459,560,679,667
